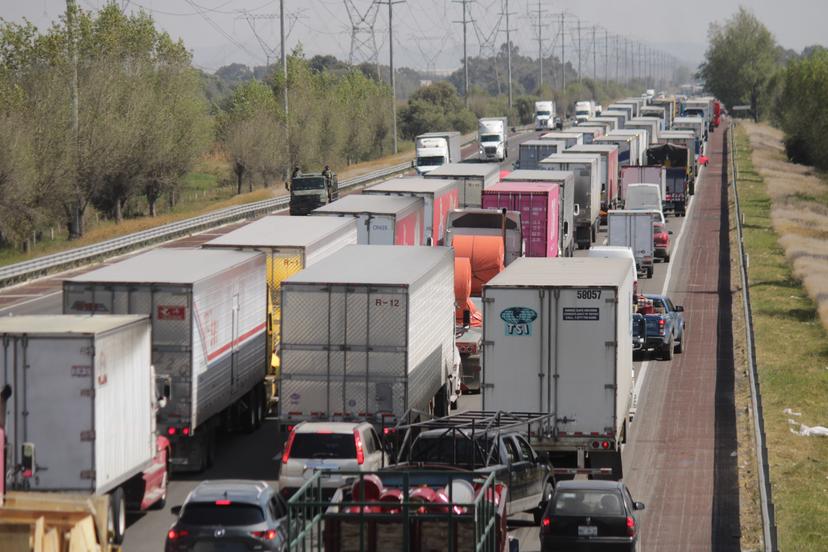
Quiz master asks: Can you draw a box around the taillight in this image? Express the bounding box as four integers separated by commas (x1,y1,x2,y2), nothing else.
167,427,177,436
602,440,610,449
354,429,365,465
251,529,277,540
182,427,190,436
383,427,396,436
541,516,552,533
215,500,231,506
281,430,296,464
167,529,189,540
626,516,636,537
658,319,665,336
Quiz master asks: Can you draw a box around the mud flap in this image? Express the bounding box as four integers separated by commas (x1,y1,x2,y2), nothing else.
588,450,623,481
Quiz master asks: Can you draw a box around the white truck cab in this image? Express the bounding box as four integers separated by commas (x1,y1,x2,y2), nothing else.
415,131,462,175
534,100,557,130
478,117,508,161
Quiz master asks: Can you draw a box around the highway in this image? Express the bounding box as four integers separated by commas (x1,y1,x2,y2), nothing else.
0,125,738,551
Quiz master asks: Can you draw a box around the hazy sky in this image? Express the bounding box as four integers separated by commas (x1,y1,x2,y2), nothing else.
2,0,826,72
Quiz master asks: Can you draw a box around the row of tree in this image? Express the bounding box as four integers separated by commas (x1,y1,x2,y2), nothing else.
700,8,828,169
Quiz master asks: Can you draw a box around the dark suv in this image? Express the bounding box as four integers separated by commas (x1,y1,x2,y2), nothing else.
166,480,291,551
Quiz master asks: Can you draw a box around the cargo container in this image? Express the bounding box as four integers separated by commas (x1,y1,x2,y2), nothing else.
640,105,669,127
601,110,628,129
279,245,457,427
607,129,647,165
502,170,576,257
0,315,169,544
482,181,563,258
516,140,565,171
566,126,604,144
620,166,666,204
673,116,706,145
425,162,500,208
445,209,523,266
539,154,601,250
364,177,459,246
202,216,358,397
540,131,583,149
313,194,424,245
563,144,620,215
626,117,661,144
594,134,635,168
481,257,635,479
607,104,633,122
583,116,618,132
607,210,656,278
64,249,267,472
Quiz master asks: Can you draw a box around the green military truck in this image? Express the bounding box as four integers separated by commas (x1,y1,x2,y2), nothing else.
287,171,339,215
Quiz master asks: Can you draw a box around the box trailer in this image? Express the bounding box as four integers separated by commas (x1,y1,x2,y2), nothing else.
594,134,635,168
563,144,620,215
640,105,668,127
626,118,660,145
313,194,424,245
539,132,583,149
539,153,601,250
364,176,459,246
482,181,563,258
567,126,604,144
425,162,500,208
620,166,666,205
607,210,656,278
517,140,564,171
673,116,706,145
502,170,576,257
481,257,635,479
0,315,169,542
601,110,628,129
607,104,633,122
585,117,618,132
607,130,647,165
64,249,267,472
279,245,457,427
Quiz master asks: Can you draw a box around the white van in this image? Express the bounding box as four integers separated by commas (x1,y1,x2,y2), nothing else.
625,183,662,213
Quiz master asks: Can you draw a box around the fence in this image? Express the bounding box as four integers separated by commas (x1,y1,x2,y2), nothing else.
728,121,779,551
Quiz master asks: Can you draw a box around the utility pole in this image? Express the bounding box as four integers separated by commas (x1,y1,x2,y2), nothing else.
615,34,620,83
453,0,473,106
66,0,80,238
560,12,565,90
377,0,403,153
592,25,597,82
533,0,545,91
638,42,642,86
604,28,608,86
576,19,581,82
500,0,515,109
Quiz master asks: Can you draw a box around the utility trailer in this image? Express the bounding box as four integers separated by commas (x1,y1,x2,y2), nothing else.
64,249,267,473
0,315,169,544
424,162,499,208
278,246,458,431
481,257,635,480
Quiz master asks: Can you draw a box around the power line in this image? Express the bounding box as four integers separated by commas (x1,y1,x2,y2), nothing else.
452,0,474,105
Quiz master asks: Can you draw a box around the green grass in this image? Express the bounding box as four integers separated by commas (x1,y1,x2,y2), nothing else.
734,125,828,551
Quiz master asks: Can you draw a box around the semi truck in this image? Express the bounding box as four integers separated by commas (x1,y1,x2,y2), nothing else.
607,210,656,278
287,171,338,215
313,194,424,245
594,134,636,168
534,100,558,130
516,140,565,170
608,129,648,165
482,181,564,258
539,153,601,250
364,176,459,246
575,100,597,124
502,170,576,257
64,248,267,473
278,245,459,429
481,257,635,480
0,315,170,544
415,131,462,175
478,117,508,161
424,162,499,208
563,144,620,221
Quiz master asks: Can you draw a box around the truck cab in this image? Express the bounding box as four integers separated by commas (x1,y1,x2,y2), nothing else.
575,100,595,124
415,131,462,175
288,172,338,215
535,101,560,130
478,117,508,161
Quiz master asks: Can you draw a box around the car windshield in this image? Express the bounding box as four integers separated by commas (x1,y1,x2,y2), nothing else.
536,111,551,117
289,433,356,459
552,490,625,516
291,177,326,191
180,502,265,526
417,156,445,167
481,135,501,143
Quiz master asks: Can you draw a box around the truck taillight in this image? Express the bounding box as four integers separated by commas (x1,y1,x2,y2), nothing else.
167,427,176,436
281,430,296,464
354,429,365,465
658,319,665,336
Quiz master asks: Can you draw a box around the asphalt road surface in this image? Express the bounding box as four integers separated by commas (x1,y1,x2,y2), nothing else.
0,126,738,552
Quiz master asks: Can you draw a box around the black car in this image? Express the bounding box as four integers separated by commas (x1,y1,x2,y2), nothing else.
166,480,291,552
540,480,645,552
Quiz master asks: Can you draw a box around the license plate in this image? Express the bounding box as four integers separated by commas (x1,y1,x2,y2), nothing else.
578,525,598,537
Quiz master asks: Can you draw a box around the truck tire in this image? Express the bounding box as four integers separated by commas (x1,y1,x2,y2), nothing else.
108,488,126,545
662,338,674,361
244,390,258,433
665,254,670,263
646,266,653,279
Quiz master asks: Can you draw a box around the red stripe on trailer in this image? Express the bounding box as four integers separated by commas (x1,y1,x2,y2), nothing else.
207,322,267,362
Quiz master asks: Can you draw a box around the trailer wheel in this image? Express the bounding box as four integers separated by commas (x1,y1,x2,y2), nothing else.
108,488,126,545
646,266,653,279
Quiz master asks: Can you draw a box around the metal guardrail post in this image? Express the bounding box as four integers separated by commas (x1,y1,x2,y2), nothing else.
0,160,414,288
728,122,778,551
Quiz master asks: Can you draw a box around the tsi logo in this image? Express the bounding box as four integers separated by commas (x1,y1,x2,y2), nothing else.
500,307,538,336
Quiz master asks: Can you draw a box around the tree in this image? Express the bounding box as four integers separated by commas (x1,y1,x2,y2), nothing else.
699,8,779,121
775,50,828,169
398,82,476,139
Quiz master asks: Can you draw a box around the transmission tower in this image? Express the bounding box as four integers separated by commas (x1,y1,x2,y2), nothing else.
344,0,380,75
453,0,474,105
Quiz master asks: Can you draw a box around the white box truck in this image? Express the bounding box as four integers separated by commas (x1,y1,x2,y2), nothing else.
539,153,601,250
535,100,557,130
0,315,169,544
607,210,656,278
478,117,508,161
312,194,424,245
424,162,499,208
481,257,635,479
63,248,267,473
608,129,648,165
415,131,463,175
279,245,458,429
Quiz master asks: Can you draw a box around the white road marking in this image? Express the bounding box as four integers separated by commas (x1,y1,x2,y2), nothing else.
0,290,62,314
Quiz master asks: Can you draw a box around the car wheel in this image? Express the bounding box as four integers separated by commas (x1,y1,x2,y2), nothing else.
665,254,670,263
662,338,674,361
646,267,653,279
108,488,126,545
675,337,683,354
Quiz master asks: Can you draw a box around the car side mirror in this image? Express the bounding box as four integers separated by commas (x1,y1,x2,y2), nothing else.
668,230,674,235
171,505,183,516
634,501,646,511
675,305,684,312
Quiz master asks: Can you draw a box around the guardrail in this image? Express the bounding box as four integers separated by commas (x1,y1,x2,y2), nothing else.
728,121,779,551
0,160,413,288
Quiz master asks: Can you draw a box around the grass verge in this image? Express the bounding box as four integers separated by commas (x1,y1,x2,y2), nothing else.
734,123,828,551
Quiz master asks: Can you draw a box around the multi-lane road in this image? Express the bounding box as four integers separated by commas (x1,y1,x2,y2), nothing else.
0,124,739,551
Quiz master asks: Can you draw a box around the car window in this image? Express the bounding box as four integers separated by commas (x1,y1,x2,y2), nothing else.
552,490,625,516
369,428,382,453
289,433,356,460
270,496,286,519
360,429,374,454
666,298,676,311
180,502,265,526
514,436,535,462
503,438,520,464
